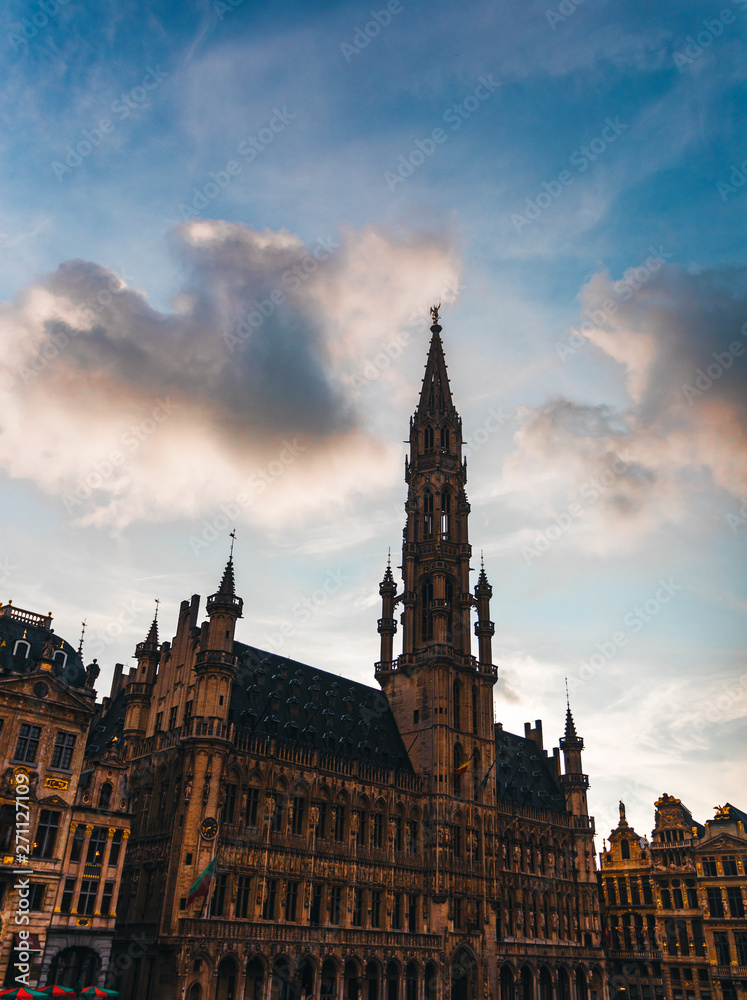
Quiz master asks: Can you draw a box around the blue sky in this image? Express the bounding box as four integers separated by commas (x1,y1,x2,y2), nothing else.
1,0,746,842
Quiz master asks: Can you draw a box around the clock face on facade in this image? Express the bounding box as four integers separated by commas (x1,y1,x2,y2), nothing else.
200,817,218,840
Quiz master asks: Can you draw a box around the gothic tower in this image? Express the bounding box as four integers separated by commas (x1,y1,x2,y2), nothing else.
376,313,497,800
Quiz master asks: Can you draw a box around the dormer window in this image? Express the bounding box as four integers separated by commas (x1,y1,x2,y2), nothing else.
13,639,30,658
53,649,67,669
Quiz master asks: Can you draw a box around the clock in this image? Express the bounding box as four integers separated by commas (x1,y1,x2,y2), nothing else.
200,817,218,840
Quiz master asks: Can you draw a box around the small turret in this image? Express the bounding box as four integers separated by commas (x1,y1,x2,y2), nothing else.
377,552,398,667
474,554,495,667
559,697,589,816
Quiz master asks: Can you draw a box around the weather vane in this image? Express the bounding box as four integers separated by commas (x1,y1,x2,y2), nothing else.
229,529,236,558
154,598,160,620
78,620,86,655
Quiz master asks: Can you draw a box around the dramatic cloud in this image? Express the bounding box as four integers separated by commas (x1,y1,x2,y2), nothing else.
0,221,461,530
501,263,747,553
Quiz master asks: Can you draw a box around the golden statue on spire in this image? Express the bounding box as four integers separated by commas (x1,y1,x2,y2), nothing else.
430,303,440,326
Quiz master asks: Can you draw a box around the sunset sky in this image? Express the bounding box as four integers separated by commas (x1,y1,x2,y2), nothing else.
1,0,745,843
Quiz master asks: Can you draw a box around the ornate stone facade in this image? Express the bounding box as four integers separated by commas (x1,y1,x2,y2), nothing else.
600,797,747,1000
0,602,130,990
109,320,607,1000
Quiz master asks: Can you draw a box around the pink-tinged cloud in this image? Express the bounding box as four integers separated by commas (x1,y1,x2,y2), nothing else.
502,263,747,552
0,221,461,530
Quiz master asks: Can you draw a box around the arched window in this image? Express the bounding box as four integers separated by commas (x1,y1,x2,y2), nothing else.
424,426,434,451
441,491,451,539
13,639,30,658
453,680,461,731
423,490,434,537
621,839,630,859
99,783,112,810
440,426,449,450
421,581,433,642
53,649,68,668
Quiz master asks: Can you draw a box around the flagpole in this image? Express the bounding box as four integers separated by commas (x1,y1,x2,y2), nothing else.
202,835,219,918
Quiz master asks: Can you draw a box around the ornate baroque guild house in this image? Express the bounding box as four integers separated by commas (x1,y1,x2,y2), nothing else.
0,603,131,990
108,317,607,1000
600,797,747,1000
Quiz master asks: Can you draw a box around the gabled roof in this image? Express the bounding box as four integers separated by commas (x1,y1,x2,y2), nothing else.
494,725,566,812
231,644,414,774
0,669,95,715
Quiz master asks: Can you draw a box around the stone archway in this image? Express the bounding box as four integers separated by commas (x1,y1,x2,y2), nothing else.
345,959,362,1000
217,956,239,1000
246,957,265,1000
366,960,381,1000
272,957,295,1000
49,947,101,989
450,948,477,1000
501,966,515,1000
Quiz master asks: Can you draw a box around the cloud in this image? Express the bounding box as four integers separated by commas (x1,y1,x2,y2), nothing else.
0,220,461,530
501,262,747,552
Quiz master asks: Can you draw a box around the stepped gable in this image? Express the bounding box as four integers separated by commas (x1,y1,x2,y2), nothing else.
494,725,566,812
231,642,415,774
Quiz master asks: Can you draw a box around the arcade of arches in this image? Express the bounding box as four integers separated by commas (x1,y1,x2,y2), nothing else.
181,951,605,1000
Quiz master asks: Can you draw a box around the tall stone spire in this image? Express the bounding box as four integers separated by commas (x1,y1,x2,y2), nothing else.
376,311,497,783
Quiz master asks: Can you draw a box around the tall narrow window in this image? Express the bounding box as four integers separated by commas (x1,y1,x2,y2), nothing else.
453,681,461,731
14,724,41,763
33,810,60,859
423,490,434,537
424,426,434,451
421,581,434,642
291,795,305,835
108,830,123,867
86,826,107,864
440,427,449,450
69,826,86,863
441,491,451,538
77,878,99,916
99,783,112,810
262,879,277,920
245,787,259,827
472,686,478,734
285,881,299,921
210,873,227,917
222,783,237,824
51,732,76,769
236,876,252,918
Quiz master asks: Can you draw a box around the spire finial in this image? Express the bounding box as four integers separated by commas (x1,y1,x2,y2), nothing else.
430,303,441,327
481,550,484,570
387,547,391,568
565,676,569,711
78,620,87,656
154,598,160,621
229,529,236,559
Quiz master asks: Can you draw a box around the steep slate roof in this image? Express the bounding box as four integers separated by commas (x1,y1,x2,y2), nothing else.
230,643,415,774
89,637,572,816
86,685,128,757
494,725,566,812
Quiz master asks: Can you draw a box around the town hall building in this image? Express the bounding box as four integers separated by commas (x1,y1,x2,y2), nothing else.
103,315,606,1000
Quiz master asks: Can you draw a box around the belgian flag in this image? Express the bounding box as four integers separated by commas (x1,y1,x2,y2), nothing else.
187,858,216,905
